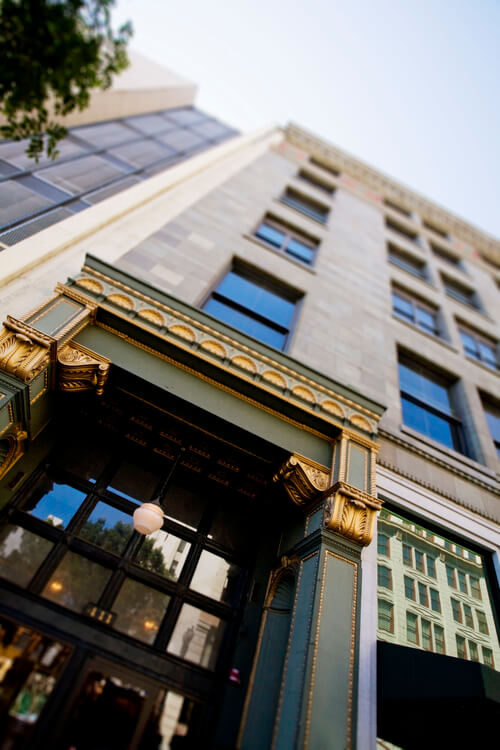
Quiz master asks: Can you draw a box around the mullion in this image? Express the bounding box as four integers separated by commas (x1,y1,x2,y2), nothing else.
211,292,288,334
401,391,461,425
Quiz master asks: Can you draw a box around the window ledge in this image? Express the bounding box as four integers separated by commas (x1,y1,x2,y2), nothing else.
392,313,458,352
242,233,317,274
463,355,500,378
272,198,330,229
398,424,496,478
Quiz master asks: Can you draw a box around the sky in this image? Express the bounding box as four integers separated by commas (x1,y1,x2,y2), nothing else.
114,0,500,240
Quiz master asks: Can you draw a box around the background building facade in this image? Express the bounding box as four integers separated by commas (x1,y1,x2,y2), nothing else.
0,57,499,749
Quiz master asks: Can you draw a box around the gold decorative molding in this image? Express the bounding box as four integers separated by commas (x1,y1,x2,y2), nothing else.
75,277,104,295
169,323,196,342
0,422,28,480
273,453,330,507
232,355,257,373
0,317,55,383
323,481,382,546
106,293,135,311
137,308,165,327
58,342,111,396
200,339,227,358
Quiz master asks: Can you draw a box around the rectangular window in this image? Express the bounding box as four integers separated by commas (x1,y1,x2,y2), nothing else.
280,188,330,223
423,220,448,239
415,550,425,573
392,289,439,336
418,582,429,607
476,610,489,635
442,275,479,309
482,399,500,460
203,266,300,350
458,570,468,594
459,327,498,370
386,217,419,243
427,556,436,578
378,533,390,556
378,565,392,589
446,565,457,588
470,576,482,600
378,599,394,633
309,156,340,177
384,198,411,217
482,647,494,668
430,588,441,613
388,244,427,279
398,356,466,454
254,216,319,265
431,243,461,267
463,604,474,629
434,624,445,654
469,641,479,661
421,619,432,650
456,634,467,659
451,598,462,623
406,612,419,644
403,544,412,566
404,576,416,600
297,170,335,195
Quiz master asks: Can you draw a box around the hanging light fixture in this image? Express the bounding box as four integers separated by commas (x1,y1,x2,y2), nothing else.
133,446,185,535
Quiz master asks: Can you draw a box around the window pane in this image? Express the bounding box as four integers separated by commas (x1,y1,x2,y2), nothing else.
147,690,202,749
460,330,478,357
112,578,170,644
204,298,285,349
255,223,285,248
167,604,226,670
135,529,190,581
0,525,53,586
42,553,111,613
286,238,315,263
377,600,393,632
79,503,134,554
392,293,414,320
72,121,134,148
416,308,436,333
216,272,295,327
21,480,87,528
478,342,497,366
190,551,241,603
38,155,126,194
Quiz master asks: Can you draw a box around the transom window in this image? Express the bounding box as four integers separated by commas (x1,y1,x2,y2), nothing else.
459,326,498,369
392,289,439,336
280,188,330,224
0,428,262,672
203,265,300,350
254,215,319,264
398,355,466,454
388,243,427,279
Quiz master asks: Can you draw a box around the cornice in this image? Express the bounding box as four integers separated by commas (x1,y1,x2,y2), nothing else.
285,123,500,266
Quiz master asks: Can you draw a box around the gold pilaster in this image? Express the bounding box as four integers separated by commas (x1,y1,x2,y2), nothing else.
0,317,55,383
0,423,28,480
323,481,382,546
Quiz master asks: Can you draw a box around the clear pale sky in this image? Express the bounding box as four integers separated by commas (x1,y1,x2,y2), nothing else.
115,0,500,240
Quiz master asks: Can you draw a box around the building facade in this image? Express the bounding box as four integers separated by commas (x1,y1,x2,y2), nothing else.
0,62,499,749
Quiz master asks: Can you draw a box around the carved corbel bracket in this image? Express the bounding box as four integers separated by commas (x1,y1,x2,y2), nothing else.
58,342,111,396
323,481,382,547
0,317,56,383
0,422,28,480
273,453,330,507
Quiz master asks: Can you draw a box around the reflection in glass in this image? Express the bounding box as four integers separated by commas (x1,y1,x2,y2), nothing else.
167,604,225,670
42,553,111,614
112,579,170,645
144,689,201,749
79,503,134,554
0,617,71,749
108,461,160,504
22,480,86,528
135,529,190,581
190,551,240,603
0,525,53,587
377,508,500,670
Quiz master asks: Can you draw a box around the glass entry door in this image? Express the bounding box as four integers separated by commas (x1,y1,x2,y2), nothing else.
59,656,202,750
